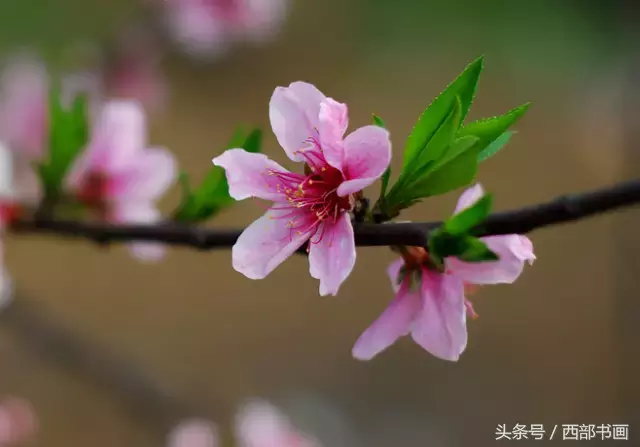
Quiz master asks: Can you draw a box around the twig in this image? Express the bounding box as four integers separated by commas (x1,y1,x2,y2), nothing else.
8,179,640,249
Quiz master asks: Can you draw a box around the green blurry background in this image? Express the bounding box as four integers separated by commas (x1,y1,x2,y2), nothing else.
1,0,638,445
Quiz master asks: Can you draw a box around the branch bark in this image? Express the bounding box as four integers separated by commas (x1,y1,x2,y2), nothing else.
8,179,640,248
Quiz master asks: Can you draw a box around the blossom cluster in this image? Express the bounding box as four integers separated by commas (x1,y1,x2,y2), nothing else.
0,396,321,447
0,53,534,363
0,55,177,264
158,0,289,58
168,400,322,447
213,80,534,362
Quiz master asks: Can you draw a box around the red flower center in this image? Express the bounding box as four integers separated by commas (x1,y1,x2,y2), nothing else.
212,0,243,21
77,171,109,212
267,143,352,245
0,202,21,225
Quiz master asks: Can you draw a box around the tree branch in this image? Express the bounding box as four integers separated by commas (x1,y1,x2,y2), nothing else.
9,180,640,249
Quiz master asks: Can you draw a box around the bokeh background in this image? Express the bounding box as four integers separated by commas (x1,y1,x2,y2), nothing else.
0,0,639,445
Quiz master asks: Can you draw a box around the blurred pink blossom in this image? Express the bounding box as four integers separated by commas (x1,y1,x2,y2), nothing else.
102,27,168,113
0,143,21,308
0,55,49,160
168,400,321,447
167,419,219,447
352,184,536,362
235,399,322,447
0,54,102,161
162,0,289,57
65,100,177,261
0,55,101,210
213,81,391,296
0,397,38,446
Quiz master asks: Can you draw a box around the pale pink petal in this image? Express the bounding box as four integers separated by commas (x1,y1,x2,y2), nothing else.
235,399,320,447
453,183,485,214
0,406,9,443
112,202,167,262
0,398,38,445
0,142,40,204
111,147,177,201
269,82,325,162
108,65,167,114
66,100,147,192
0,143,14,199
236,399,289,447
0,55,49,159
318,98,348,171
352,280,422,361
446,235,535,284
286,81,326,125
410,271,467,361
232,208,310,279
237,0,289,42
513,235,535,264
308,213,356,296
336,126,391,197
12,153,41,205
386,258,405,293
128,243,166,263
167,2,230,58
90,100,147,170
212,149,292,201
64,147,104,192
104,27,167,113
167,419,219,447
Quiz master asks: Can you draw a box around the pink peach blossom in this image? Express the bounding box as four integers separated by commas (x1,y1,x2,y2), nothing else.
213,81,392,296
102,27,168,113
0,54,102,161
167,419,219,447
162,0,289,57
0,56,50,208
65,100,177,261
352,184,535,361
235,400,322,447
0,143,27,310
0,55,49,159
0,397,38,446
0,54,101,207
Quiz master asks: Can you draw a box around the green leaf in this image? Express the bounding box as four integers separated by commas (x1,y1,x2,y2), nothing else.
241,128,262,154
381,136,479,217
372,113,392,214
226,126,247,149
459,102,530,157
429,135,479,172
379,167,391,200
410,95,462,173
477,131,513,162
372,114,386,128
456,237,499,262
389,102,528,207
402,56,483,170
177,171,192,204
444,193,493,235
408,145,480,199
428,230,498,264
428,229,467,260
38,87,90,197
173,128,263,222
384,99,469,210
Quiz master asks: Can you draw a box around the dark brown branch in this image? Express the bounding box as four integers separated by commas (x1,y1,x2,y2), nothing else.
9,179,640,248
